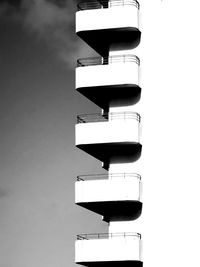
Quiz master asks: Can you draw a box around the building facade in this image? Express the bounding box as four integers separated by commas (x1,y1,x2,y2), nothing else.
75,0,143,266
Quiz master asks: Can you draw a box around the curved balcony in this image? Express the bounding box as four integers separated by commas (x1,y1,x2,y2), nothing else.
75,112,142,165
76,55,141,109
76,173,142,222
75,232,143,267
76,0,141,56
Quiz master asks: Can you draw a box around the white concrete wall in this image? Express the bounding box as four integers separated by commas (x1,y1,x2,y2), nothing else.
76,6,139,32
109,162,142,173
75,118,141,145
76,62,139,89
75,235,141,263
109,221,141,233
75,177,140,203
105,1,200,266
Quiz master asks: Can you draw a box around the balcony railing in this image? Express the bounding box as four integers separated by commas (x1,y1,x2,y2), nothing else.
77,112,141,124
77,173,141,181
77,232,141,240
77,55,140,67
77,0,140,11
77,113,108,123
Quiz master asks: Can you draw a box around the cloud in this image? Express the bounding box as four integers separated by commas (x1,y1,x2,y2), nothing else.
23,0,79,67
0,5,7,17
0,0,22,18
0,0,87,68
0,187,8,198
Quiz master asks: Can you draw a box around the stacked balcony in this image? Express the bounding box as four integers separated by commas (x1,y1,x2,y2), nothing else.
76,55,141,110
76,232,142,267
75,0,143,266
76,112,142,165
76,0,141,56
76,173,142,222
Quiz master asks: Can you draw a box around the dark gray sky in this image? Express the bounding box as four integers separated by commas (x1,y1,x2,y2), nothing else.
0,1,106,267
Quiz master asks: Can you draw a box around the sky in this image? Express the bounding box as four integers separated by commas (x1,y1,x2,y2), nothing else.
2,1,200,267
0,1,105,267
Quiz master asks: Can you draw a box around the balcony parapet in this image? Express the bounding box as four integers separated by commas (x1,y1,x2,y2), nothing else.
75,232,142,266
75,173,142,221
77,0,140,11
75,112,142,164
76,55,141,108
76,0,141,55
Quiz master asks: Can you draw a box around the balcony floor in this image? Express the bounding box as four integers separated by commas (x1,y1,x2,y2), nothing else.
77,28,141,56
77,84,141,110
76,142,142,165
76,200,142,222
77,260,143,267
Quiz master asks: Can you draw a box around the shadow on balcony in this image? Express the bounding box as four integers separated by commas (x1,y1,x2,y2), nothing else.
76,173,142,222
76,112,142,166
76,55,141,109
76,112,142,165
76,0,141,56
76,232,143,267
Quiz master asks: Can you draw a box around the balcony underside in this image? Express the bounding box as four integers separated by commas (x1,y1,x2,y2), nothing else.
76,142,142,164
77,260,143,267
76,200,142,222
77,84,141,110
77,28,141,56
